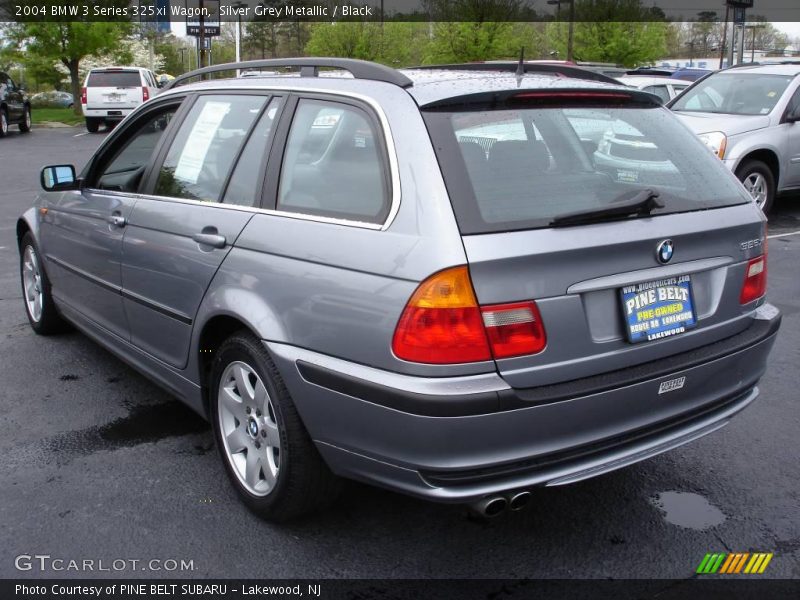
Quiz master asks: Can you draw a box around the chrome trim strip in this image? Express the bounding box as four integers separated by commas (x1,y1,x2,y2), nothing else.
89,85,402,231
567,256,734,294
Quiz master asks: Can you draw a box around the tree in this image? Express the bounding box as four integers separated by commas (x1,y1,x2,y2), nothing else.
306,22,430,66
549,21,667,66
545,0,668,66
424,22,538,63
21,21,132,115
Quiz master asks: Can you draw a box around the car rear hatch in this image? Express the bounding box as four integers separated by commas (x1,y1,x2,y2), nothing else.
421,87,766,389
86,69,143,109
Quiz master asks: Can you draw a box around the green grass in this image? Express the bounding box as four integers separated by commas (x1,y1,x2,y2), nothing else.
31,107,85,126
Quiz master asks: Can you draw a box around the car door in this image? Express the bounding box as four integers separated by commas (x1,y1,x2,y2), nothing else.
783,86,800,188
120,93,282,368
42,100,184,338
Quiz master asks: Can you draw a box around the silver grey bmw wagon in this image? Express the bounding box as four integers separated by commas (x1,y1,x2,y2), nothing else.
17,58,781,520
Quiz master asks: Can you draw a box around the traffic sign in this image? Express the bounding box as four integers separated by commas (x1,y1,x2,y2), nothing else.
186,0,221,37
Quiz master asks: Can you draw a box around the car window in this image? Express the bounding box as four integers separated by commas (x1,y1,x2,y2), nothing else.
87,71,142,87
786,87,800,115
672,73,794,115
153,95,267,202
277,99,390,223
424,103,749,234
642,85,670,104
222,97,282,206
93,107,178,192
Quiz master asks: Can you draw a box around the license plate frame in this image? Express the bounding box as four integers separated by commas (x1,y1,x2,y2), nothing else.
620,276,697,344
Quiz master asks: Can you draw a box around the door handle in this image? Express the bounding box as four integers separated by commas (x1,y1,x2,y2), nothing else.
192,232,227,249
107,214,126,227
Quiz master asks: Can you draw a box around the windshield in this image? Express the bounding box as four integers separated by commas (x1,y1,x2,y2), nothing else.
423,103,749,234
671,73,793,115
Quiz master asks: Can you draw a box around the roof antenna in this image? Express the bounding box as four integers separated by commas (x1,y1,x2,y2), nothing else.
515,47,525,86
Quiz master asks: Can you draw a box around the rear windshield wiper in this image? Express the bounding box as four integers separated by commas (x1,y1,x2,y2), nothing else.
549,188,664,227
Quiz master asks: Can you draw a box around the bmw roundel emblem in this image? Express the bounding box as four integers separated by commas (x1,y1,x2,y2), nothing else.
656,239,674,264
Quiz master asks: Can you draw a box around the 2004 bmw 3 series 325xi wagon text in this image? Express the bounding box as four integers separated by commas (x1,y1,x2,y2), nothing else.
17,58,781,521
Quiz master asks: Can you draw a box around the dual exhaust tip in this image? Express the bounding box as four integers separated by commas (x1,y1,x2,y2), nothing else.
470,490,532,518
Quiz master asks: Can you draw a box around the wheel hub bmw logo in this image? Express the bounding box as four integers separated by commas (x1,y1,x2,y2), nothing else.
656,239,674,264
248,419,259,437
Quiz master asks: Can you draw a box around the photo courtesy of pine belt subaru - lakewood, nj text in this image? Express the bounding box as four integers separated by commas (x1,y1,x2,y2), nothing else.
17,58,781,521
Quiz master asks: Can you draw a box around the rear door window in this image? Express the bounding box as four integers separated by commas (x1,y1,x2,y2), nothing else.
87,71,142,87
424,101,749,234
276,98,390,223
222,97,282,206
153,95,267,202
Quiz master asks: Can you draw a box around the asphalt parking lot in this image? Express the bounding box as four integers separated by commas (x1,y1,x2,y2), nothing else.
0,126,798,580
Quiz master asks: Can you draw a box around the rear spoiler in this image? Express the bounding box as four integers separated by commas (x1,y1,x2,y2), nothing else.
419,88,664,111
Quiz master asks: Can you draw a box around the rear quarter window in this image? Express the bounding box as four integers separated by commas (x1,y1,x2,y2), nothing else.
276,98,391,224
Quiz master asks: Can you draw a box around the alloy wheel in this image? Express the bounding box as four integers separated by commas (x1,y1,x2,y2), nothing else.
22,245,43,323
217,361,281,496
743,172,768,210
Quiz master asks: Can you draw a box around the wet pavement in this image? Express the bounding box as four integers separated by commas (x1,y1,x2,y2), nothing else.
0,127,798,580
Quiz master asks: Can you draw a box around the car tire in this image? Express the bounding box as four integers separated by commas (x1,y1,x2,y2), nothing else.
210,332,341,521
19,105,32,133
19,233,68,335
0,107,8,137
736,159,775,214
85,118,100,133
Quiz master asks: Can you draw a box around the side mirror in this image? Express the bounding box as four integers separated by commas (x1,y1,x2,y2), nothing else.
786,106,800,123
41,165,80,192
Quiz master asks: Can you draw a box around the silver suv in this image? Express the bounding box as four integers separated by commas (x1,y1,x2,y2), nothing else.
17,59,781,521
669,63,800,213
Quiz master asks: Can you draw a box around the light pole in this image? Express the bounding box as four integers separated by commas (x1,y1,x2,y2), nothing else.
547,0,575,62
232,0,246,75
743,22,765,63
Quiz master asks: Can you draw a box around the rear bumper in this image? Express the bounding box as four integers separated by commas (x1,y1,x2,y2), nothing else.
82,107,133,120
267,304,780,503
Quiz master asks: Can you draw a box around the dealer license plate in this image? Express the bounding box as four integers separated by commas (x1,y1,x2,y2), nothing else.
621,276,697,343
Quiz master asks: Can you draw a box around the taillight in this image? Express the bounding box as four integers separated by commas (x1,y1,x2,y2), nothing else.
81,87,87,104
481,301,546,359
740,255,767,305
392,266,547,364
392,266,490,364
142,86,149,102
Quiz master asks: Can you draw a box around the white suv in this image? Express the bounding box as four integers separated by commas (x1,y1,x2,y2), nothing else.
81,67,159,132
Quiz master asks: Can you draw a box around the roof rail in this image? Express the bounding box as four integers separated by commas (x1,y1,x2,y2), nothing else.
163,58,413,91
407,62,621,85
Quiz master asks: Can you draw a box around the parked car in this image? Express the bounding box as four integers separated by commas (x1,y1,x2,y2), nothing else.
18,58,780,521
157,73,175,87
81,67,159,133
617,75,690,103
671,67,713,82
31,90,74,109
669,63,800,213
0,71,32,137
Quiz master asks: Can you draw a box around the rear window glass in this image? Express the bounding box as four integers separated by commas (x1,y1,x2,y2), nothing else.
87,71,142,87
424,103,749,234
